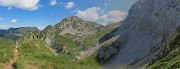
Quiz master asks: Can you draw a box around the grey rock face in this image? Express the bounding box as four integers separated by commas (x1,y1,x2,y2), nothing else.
43,25,55,46
97,0,180,67
57,16,103,36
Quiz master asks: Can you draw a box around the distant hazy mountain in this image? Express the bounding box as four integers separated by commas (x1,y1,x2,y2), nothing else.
0,30,6,36
0,27,40,40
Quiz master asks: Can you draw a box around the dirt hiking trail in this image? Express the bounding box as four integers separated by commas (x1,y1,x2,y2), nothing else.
2,46,19,69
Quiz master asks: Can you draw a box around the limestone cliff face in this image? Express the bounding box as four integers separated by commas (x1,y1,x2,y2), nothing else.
97,0,180,67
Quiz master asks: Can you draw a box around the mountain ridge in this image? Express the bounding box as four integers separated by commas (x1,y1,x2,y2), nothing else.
0,27,40,40
40,16,124,57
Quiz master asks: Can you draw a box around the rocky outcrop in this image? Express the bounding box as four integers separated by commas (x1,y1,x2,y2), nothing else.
97,0,180,67
42,16,103,46
98,21,123,44
43,25,55,46
55,16,103,36
42,16,104,55
42,16,123,59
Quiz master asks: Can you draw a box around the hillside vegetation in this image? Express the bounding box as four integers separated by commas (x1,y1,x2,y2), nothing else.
42,16,123,57
0,16,123,69
0,37,15,68
12,18,123,69
147,33,180,69
14,38,103,69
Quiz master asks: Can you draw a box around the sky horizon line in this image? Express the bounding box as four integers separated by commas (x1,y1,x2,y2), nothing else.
0,15,124,30
0,0,138,30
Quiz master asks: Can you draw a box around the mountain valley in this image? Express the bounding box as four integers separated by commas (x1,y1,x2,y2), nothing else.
0,0,180,69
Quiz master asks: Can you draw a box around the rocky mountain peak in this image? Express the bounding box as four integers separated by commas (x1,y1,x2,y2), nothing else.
64,16,84,21
50,16,103,35
97,0,180,67
59,16,85,26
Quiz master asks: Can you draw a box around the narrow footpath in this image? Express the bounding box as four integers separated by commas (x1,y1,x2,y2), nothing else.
3,46,19,69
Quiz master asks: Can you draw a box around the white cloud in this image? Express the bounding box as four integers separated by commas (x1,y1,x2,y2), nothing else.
100,10,125,24
0,26,7,29
76,7,100,21
0,0,40,11
49,0,57,6
65,2,75,9
10,19,17,23
76,7,125,25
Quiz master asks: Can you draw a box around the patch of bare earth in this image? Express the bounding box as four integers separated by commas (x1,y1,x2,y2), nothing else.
2,46,19,69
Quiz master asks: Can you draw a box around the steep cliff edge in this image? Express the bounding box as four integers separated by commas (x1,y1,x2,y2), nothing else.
97,0,180,67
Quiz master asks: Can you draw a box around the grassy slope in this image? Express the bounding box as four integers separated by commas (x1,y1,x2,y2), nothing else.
0,63,3,68
14,39,103,69
0,37,15,68
14,21,122,69
147,33,180,69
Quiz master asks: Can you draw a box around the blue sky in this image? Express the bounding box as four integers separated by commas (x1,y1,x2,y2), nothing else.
0,0,138,30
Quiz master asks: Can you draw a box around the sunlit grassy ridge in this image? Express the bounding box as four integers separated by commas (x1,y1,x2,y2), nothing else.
14,39,103,69
0,37,14,68
0,37,15,63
